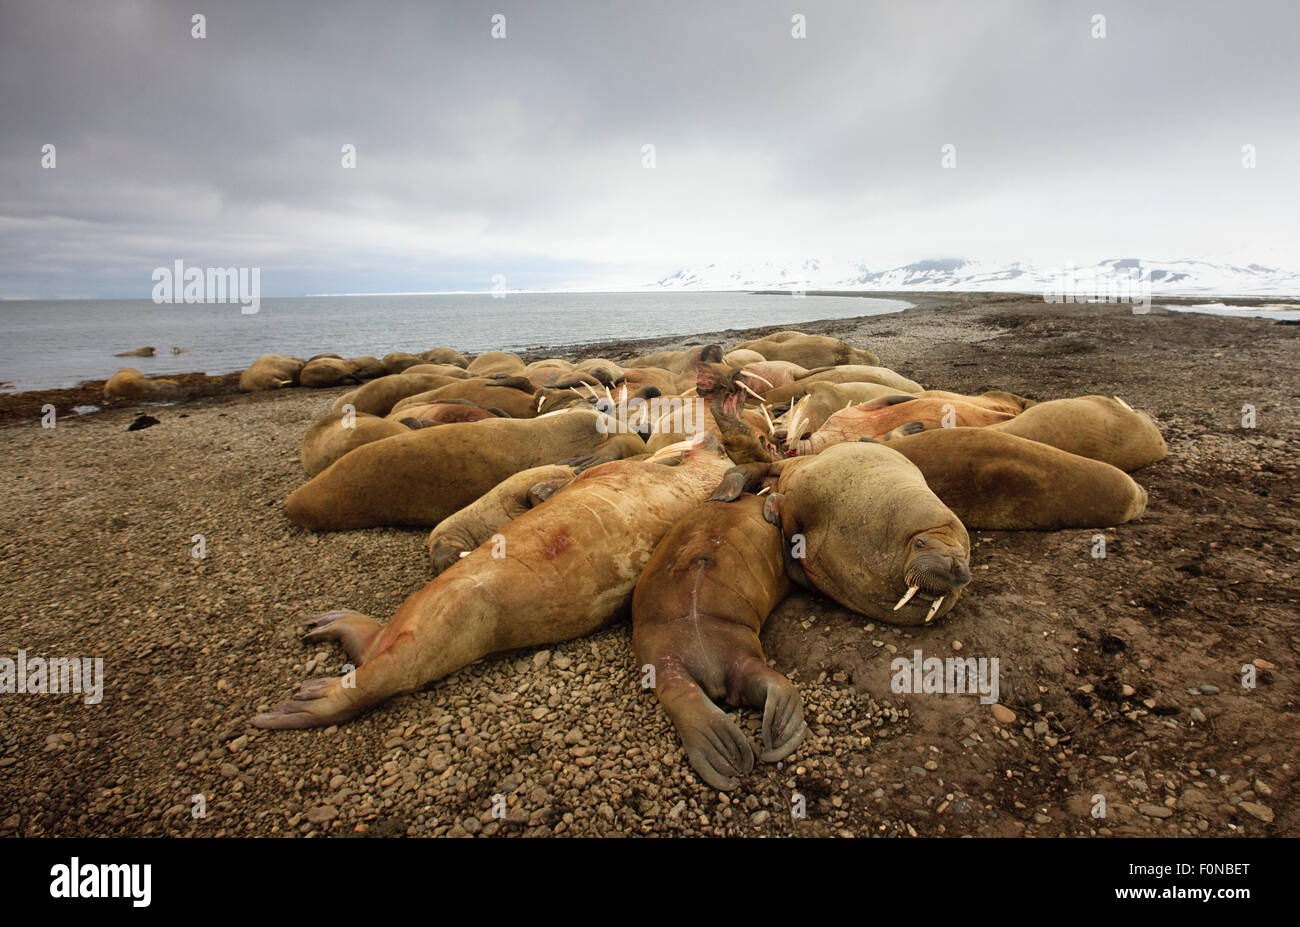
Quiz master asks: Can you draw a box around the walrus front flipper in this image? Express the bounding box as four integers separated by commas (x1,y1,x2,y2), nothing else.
301,609,382,665
659,682,755,791
251,676,376,730
709,462,774,501
559,434,645,473
733,661,808,763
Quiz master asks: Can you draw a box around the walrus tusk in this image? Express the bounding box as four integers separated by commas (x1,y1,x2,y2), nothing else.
458,551,471,558
737,381,765,402
646,435,701,462
924,595,944,623
537,395,545,411
894,585,920,610
737,370,774,388
1114,395,1133,411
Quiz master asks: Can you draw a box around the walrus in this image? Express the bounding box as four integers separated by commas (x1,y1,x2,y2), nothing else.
380,352,426,375
330,372,463,416
712,442,971,625
883,429,1148,529
300,411,411,477
299,356,361,389
283,408,646,531
792,395,1016,454
724,348,766,367
114,346,156,357
466,351,526,376
779,382,902,444
632,495,806,790
736,360,808,394
239,355,306,391
985,395,1167,472
762,365,923,405
103,368,179,400
389,378,539,419
426,463,577,574
627,344,725,374
734,332,880,368
253,435,736,729
419,347,469,368
573,358,625,385
398,363,475,379
385,401,501,427
348,356,388,380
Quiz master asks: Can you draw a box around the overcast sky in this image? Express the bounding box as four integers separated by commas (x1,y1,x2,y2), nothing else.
1,0,1296,298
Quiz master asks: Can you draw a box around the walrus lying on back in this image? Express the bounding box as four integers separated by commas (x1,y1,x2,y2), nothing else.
882,429,1148,530
253,435,736,729
633,495,806,790
283,408,645,530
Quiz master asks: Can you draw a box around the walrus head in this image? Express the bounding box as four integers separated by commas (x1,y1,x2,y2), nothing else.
895,529,972,623
695,363,780,463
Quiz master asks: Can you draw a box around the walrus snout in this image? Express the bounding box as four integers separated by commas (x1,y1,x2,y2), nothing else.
905,551,971,594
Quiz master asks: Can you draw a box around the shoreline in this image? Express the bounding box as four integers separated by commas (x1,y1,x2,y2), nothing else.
3,290,1298,427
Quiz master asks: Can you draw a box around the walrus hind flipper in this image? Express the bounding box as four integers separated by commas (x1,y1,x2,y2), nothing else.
745,671,808,763
301,609,382,665
250,676,368,730
661,687,755,791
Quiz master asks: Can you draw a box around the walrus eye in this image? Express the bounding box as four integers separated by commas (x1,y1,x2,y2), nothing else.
913,538,927,550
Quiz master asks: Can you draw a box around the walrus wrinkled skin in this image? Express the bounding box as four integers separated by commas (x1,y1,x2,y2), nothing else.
884,428,1148,530
239,354,306,391
103,368,179,400
300,411,410,477
283,409,645,530
426,464,576,574
253,437,735,729
762,365,923,404
714,442,971,626
330,372,462,416
632,495,806,790
735,331,880,368
793,395,1016,454
986,395,1167,472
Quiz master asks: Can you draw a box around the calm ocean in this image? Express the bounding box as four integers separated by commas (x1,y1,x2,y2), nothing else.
0,292,910,392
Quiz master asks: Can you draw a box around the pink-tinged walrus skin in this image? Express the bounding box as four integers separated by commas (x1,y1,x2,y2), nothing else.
792,395,1016,454
252,436,736,730
632,495,805,790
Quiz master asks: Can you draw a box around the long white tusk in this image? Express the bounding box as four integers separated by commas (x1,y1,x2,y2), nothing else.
925,595,945,623
894,585,920,611
737,370,775,388
458,551,471,558
537,395,545,411
1114,395,1133,411
738,381,765,401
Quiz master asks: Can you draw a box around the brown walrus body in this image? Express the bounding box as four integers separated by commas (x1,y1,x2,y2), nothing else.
763,364,922,404
986,395,1167,472
734,332,880,368
239,354,306,391
283,409,645,530
330,372,461,416
466,351,526,376
419,347,469,368
103,368,179,400
300,411,409,477
632,495,805,790
714,442,971,625
253,437,735,729
884,428,1148,529
387,401,500,427
794,395,1015,454
426,464,576,574
390,378,538,419
298,356,360,388
380,352,426,375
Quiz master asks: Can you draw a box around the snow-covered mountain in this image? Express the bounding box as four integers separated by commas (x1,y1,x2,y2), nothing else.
650,258,1300,297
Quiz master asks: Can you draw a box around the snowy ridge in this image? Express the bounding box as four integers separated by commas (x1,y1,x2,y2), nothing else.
651,258,1300,297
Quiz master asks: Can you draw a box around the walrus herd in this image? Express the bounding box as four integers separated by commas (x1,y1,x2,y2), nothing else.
243,330,1167,791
